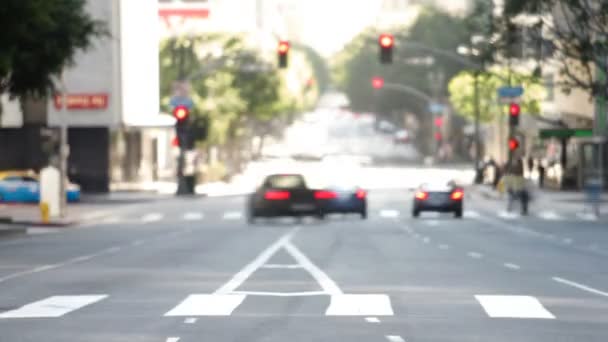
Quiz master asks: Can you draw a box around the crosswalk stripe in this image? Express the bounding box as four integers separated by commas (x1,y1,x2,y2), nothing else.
183,212,204,221
475,295,555,319
141,213,163,222
165,294,246,316
379,209,400,218
325,294,393,316
223,211,242,220
537,211,563,221
464,210,480,218
498,211,519,220
0,295,107,318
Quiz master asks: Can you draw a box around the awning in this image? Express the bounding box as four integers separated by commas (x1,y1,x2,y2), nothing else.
539,128,593,139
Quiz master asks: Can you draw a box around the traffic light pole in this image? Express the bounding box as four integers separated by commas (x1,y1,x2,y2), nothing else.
473,71,482,181
175,44,193,196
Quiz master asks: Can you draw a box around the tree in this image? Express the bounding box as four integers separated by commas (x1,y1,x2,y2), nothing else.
448,68,546,123
0,0,106,98
496,0,608,99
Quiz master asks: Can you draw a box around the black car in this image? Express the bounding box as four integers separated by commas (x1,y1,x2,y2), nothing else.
412,181,464,218
316,184,367,219
247,174,322,223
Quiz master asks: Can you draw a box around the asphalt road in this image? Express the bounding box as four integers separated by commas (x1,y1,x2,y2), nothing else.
0,187,607,342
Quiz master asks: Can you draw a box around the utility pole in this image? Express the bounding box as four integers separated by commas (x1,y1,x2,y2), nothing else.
59,74,69,218
473,70,481,180
175,43,190,195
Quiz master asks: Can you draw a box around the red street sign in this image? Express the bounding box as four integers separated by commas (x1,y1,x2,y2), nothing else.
54,93,109,110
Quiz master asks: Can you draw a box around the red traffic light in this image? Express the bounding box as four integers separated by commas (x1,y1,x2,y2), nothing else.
434,116,443,127
173,105,189,121
171,136,180,147
509,103,520,116
508,137,519,151
278,40,289,54
379,34,394,48
371,77,384,89
435,132,443,141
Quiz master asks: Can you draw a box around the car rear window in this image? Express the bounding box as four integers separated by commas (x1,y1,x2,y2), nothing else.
265,175,306,189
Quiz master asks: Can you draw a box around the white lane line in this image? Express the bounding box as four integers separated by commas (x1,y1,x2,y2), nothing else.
223,211,242,220
562,237,573,244
577,212,598,221
183,212,204,221
283,242,343,295
141,213,163,222
165,294,247,316
365,317,381,323
379,209,400,218
260,264,303,269
0,246,122,284
475,295,555,319
424,220,439,227
422,237,431,243
537,210,563,221
214,228,299,295
326,294,393,316
230,290,327,297
468,251,483,259
184,317,197,324
166,338,180,342
552,277,608,297
385,335,406,342
504,263,521,270
0,295,107,318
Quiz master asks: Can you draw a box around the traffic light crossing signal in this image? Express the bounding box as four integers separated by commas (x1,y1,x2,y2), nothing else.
379,33,394,64
173,105,191,149
509,102,520,126
278,41,289,68
508,137,520,151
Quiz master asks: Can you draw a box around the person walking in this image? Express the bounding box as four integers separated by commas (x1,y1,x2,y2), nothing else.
504,159,529,215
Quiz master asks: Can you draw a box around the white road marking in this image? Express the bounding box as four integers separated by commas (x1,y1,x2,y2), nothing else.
141,213,163,222
475,295,555,319
230,290,327,297
166,338,180,342
386,335,406,342
498,211,520,220
365,317,381,323
379,209,400,218
562,238,573,244
283,242,343,295
165,294,247,316
464,210,480,218
577,212,598,221
0,295,107,318
214,229,299,295
468,252,483,259
223,211,242,220
326,294,393,316
537,210,563,221
420,212,440,218
552,277,608,297
422,237,431,243
27,227,62,235
183,212,204,221
184,317,197,324
260,264,303,269
101,216,121,224
504,263,521,270
424,220,439,227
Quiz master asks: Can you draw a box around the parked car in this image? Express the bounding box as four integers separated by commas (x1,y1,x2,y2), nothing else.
0,173,81,203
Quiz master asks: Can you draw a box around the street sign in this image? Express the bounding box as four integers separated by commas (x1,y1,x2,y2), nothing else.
170,96,194,109
429,102,445,114
498,86,524,98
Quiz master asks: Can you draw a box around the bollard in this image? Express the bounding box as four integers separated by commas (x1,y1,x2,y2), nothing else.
40,202,50,224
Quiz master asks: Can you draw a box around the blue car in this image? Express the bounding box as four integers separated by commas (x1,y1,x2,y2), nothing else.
315,184,367,219
0,175,81,203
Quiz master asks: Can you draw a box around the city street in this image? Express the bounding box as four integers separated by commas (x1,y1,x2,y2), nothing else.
1,179,607,342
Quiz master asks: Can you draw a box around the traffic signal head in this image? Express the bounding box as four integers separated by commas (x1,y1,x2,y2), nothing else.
371,76,384,89
434,116,443,127
379,33,394,64
278,40,289,68
508,137,520,151
435,132,443,141
509,102,520,126
173,105,189,122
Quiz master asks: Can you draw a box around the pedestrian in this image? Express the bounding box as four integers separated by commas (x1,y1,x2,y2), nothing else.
538,160,545,188
527,157,534,178
504,159,529,215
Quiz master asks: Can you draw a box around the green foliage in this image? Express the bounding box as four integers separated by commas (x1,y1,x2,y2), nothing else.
0,0,106,98
448,68,546,123
333,7,471,120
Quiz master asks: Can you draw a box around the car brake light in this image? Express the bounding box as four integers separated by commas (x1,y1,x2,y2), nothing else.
415,191,429,200
315,190,337,200
451,190,464,200
355,189,366,199
264,190,290,200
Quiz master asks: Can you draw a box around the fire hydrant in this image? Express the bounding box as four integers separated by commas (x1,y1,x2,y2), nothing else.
40,202,50,224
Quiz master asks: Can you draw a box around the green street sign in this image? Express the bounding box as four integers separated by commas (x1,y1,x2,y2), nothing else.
539,129,594,139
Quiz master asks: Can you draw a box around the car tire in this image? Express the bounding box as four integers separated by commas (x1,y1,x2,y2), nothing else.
360,210,367,220
412,209,420,218
317,212,326,220
247,210,257,224
454,209,463,218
